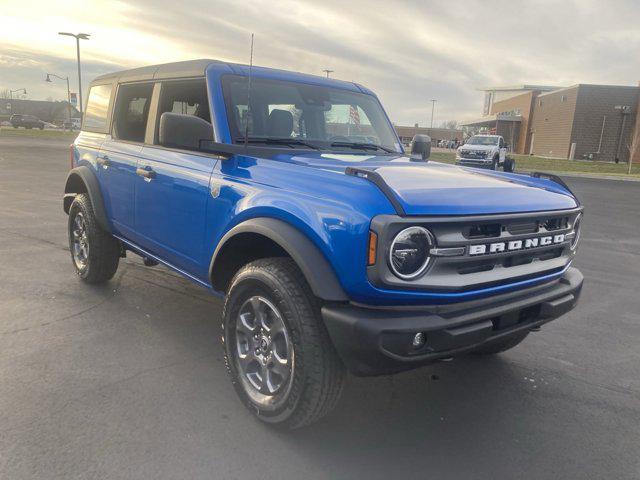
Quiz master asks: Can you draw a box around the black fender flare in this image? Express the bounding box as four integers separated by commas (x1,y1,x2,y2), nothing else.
210,218,348,302
63,166,111,232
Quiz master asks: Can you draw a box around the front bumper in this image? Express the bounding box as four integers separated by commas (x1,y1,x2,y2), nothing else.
322,267,583,376
456,157,493,168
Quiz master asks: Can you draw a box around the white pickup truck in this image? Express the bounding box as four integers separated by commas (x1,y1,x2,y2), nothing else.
456,134,514,171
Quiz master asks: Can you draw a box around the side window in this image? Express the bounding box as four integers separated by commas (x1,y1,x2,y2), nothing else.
84,84,113,132
499,137,505,148
156,79,211,143
112,83,154,142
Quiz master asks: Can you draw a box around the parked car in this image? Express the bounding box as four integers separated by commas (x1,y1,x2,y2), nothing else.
63,60,584,429
62,118,82,130
456,134,514,171
9,114,45,129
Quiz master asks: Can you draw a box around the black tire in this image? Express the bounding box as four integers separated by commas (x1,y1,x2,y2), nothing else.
503,157,515,173
472,332,529,355
68,193,120,284
222,257,346,429
491,155,499,170
39,124,44,130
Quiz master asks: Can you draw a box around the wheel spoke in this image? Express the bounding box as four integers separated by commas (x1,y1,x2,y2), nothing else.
262,363,279,394
249,297,268,329
269,356,290,381
237,312,257,336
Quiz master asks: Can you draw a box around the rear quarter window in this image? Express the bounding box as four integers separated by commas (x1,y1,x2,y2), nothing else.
83,84,113,132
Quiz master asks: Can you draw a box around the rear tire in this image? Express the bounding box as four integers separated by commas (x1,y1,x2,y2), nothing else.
68,193,120,284
472,332,529,355
222,257,346,429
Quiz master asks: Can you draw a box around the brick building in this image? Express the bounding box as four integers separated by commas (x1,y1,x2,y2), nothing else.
462,85,557,154
529,84,639,162
464,83,640,163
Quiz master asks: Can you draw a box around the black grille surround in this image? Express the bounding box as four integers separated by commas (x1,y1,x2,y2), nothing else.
367,208,583,292
459,149,488,159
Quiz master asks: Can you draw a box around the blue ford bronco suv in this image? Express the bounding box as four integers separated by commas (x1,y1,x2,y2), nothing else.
64,59,583,428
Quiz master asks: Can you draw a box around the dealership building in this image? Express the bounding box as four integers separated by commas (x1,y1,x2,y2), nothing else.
463,83,640,164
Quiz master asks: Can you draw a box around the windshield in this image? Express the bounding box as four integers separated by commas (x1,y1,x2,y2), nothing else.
222,75,402,153
467,136,499,146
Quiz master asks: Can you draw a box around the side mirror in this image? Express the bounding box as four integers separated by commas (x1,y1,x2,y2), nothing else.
410,134,431,161
158,112,213,150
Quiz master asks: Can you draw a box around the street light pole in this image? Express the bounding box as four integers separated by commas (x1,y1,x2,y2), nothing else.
46,73,71,103
58,32,90,115
322,69,334,78
430,99,437,128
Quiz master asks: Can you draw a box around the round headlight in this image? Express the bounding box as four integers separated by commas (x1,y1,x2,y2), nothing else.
570,213,582,251
388,226,434,279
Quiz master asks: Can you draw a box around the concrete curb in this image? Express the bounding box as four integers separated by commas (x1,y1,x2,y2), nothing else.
520,171,640,182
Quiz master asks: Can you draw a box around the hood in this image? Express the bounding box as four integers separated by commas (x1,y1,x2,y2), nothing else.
282,152,578,215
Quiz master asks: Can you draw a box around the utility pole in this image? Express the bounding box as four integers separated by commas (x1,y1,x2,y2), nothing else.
322,69,334,78
58,32,90,115
430,99,437,128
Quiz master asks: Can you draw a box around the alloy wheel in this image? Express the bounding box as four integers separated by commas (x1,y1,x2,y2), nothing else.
234,295,294,408
71,212,89,270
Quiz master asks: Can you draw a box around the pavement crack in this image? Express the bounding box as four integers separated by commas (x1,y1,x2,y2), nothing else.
0,228,68,251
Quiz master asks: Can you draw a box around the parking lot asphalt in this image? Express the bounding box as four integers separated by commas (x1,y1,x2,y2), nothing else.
1,135,639,480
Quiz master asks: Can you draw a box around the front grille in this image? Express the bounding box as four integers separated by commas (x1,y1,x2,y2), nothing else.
369,209,581,293
460,149,487,159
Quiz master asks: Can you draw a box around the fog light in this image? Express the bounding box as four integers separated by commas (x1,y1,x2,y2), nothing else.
412,332,426,349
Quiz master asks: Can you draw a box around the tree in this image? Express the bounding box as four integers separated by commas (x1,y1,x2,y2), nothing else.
439,120,459,130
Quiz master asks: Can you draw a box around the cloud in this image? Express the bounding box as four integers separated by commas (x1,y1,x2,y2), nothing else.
2,0,639,124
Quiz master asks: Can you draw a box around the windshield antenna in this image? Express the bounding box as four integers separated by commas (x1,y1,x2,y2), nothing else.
244,33,254,150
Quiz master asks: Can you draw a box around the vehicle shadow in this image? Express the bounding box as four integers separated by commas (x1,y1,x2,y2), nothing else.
276,355,539,478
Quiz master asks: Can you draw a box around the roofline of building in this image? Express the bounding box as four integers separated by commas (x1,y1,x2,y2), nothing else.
461,114,523,127
537,83,640,98
477,84,561,92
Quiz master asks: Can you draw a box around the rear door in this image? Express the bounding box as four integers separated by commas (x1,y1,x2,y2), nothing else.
99,82,154,239
134,78,217,277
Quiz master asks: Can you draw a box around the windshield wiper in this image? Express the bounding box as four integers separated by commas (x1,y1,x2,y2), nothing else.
329,141,396,153
236,137,320,150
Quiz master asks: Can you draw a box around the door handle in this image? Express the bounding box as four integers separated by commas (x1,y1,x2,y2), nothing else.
136,166,156,180
96,155,110,168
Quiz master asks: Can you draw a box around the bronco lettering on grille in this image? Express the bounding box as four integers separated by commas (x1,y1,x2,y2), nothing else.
468,234,566,256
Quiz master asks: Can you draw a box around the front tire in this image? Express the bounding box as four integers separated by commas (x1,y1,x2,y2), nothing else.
222,257,345,429
68,193,120,283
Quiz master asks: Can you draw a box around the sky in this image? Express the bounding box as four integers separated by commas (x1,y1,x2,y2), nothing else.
1,0,640,126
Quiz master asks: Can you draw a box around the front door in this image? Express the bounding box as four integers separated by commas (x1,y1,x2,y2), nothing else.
134,146,216,276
